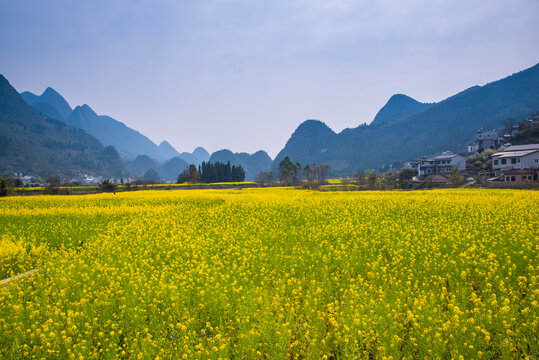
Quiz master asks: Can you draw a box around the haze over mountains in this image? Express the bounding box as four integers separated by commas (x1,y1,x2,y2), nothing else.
21,88,189,162
10,81,271,181
18,86,217,180
1,62,538,180
0,75,125,178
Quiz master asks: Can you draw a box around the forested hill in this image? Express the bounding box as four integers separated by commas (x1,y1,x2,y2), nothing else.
371,94,433,125
273,63,539,175
0,74,126,178
21,87,181,162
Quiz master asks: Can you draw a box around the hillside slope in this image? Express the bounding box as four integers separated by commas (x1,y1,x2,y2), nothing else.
371,94,433,125
66,105,168,161
0,75,126,178
274,63,539,175
21,88,180,162
21,87,73,121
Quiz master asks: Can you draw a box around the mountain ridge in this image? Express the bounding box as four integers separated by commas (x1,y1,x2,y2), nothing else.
371,94,433,125
0,74,127,178
20,88,185,162
21,87,73,121
273,62,539,175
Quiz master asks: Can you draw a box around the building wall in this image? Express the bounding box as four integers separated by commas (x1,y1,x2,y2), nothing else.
493,152,539,172
522,153,539,169
450,156,466,171
493,157,522,171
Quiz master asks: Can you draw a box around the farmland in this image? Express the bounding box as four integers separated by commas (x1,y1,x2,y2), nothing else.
0,188,538,359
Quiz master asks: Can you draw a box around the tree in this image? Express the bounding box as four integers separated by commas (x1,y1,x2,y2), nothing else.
304,165,316,187
177,171,188,184
11,178,23,187
186,164,200,183
100,179,117,192
319,164,329,185
449,169,465,187
354,171,367,186
278,156,301,185
398,168,416,189
367,172,378,190
0,177,12,197
257,171,273,185
382,172,398,189
46,175,61,188
44,175,62,194
198,162,245,183
466,148,498,176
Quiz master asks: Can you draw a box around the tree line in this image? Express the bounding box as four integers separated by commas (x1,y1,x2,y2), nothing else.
177,161,245,183
273,155,329,187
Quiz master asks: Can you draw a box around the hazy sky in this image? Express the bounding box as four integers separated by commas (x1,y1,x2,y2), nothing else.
1,0,538,157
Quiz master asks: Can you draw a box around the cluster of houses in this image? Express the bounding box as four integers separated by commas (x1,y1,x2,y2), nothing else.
405,128,539,184
7,173,132,187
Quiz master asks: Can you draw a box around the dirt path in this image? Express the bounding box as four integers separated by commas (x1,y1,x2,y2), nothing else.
1,268,38,285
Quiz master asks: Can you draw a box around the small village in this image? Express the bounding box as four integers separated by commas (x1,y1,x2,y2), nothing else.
405,114,539,186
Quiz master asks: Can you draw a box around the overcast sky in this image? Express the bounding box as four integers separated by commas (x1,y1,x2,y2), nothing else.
1,0,538,157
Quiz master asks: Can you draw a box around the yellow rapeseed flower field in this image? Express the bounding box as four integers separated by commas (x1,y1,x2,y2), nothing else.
0,188,537,359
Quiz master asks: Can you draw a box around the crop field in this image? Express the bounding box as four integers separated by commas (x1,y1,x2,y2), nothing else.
0,188,538,359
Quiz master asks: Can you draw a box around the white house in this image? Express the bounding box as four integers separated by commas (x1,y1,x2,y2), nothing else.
409,151,467,177
491,144,539,182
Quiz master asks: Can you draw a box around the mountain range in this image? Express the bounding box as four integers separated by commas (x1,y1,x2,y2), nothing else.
273,63,539,175
2,62,538,180
10,81,268,180
20,88,189,162
0,75,126,178
18,86,214,179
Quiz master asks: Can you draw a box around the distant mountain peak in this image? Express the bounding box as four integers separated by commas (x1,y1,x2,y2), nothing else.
293,119,336,138
387,93,417,102
371,94,432,125
157,140,180,160
208,148,272,180
212,149,234,156
0,73,126,178
42,87,62,97
79,104,98,117
193,146,208,153
193,146,210,160
20,86,73,120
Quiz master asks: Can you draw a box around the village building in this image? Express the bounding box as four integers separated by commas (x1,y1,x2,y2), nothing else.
467,129,505,153
491,144,539,182
406,151,467,177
